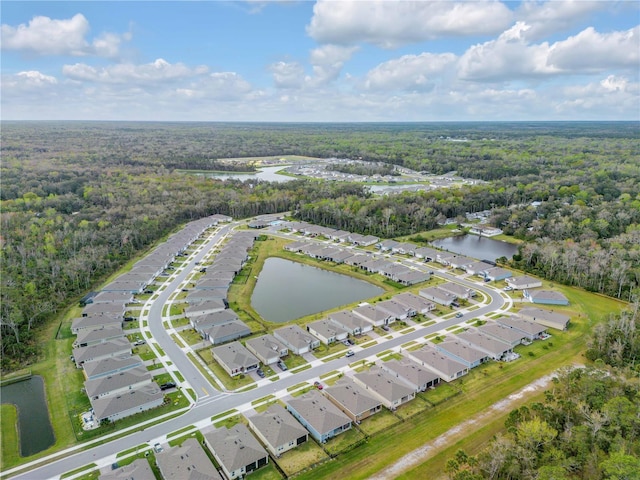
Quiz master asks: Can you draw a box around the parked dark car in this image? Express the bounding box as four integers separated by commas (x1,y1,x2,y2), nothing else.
257,369,265,378
160,382,176,390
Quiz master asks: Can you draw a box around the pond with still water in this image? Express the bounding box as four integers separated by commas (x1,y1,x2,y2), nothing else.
196,166,293,183
1,376,55,456
251,257,384,323
431,234,519,262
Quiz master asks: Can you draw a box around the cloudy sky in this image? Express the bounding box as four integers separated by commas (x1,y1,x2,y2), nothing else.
2,1,639,121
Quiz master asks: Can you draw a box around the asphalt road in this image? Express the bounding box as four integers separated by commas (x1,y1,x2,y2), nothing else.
9,232,505,480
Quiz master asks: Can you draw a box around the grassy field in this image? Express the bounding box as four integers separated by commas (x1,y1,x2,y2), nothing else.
0,404,19,468
274,439,329,477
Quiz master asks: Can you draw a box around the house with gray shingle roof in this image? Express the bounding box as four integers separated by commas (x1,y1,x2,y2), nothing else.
505,275,543,290
394,269,431,286
245,334,288,365
74,325,124,348
439,282,476,300
380,359,440,392
456,330,513,361
393,293,435,315
99,458,155,480
273,325,320,354
82,302,126,318
343,253,372,267
84,365,152,400
483,267,513,282
407,345,468,382
352,366,416,410
414,247,439,261
157,437,222,480
419,286,457,307
82,355,142,381
352,304,394,327
328,310,373,335
495,315,547,341
518,307,570,330
436,340,488,368
324,377,382,423
91,383,164,423
376,299,416,321
204,424,268,479
212,341,259,376
191,309,239,332
185,298,227,319
73,337,131,368
205,320,251,345
247,404,308,457
286,390,352,443
478,322,527,347
71,315,122,334
523,290,569,306
307,319,348,345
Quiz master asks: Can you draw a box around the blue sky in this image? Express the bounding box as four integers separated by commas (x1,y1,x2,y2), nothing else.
2,1,639,121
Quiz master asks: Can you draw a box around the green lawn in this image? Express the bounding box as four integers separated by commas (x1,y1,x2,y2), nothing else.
197,348,254,390
1,404,19,466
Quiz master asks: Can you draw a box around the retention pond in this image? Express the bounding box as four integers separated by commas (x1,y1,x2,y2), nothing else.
251,257,384,323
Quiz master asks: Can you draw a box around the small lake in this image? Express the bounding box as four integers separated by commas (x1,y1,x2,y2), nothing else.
251,257,384,323
431,235,519,262
197,166,293,183
1,376,55,456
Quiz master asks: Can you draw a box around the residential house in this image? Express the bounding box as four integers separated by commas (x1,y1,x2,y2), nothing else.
394,269,431,286
377,239,400,252
353,366,416,410
483,267,513,282
273,325,320,354
212,341,259,376
247,404,308,457
84,365,153,400
343,253,372,267
376,299,416,321
495,315,547,341
439,282,476,300
73,325,124,348
393,293,435,315
204,424,269,479
307,319,348,345
464,261,495,276
83,355,143,381
380,359,440,392
419,286,457,307
286,390,352,443
523,290,569,306
191,309,239,333
186,289,227,305
184,298,227,319
92,291,134,304
348,233,379,246
324,377,382,423
82,303,126,318
456,330,513,361
73,338,131,368
352,304,394,327
436,340,488,369
413,247,439,261
91,383,164,423
478,323,527,347
407,345,468,382
518,307,570,331
469,225,503,237
195,277,231,290
328,310,373,336
448,255,476,270
205,320,249,344
283,240,312,253
99,459,155,480
156,437,222,480
245,334,288,365
505,275,543,290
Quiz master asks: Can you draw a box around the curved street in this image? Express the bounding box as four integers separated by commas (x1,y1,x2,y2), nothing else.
8,227,508,480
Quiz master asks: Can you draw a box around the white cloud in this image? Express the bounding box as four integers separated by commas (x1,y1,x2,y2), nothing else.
517,0,609,40
555,75,639,116
268,61,306,89
309,44,358,85
62,59,208,84
2,70,58,91
548,26,640,72
364,52,457,91
1,13,129,57
307,0,513,47
458,22,555,81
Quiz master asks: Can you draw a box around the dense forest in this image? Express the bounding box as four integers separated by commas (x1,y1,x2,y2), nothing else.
442,305,640,480
1,121,638,369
